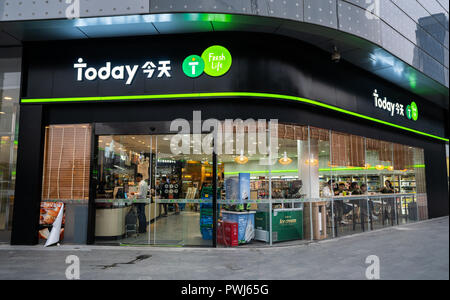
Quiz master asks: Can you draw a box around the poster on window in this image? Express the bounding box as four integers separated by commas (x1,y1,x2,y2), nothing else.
39,202,65,243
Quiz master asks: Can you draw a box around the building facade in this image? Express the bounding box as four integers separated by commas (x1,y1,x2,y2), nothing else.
0,0,448,246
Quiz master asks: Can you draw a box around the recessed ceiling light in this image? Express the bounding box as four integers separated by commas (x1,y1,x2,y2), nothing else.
4,97,12,100
0,112,5,115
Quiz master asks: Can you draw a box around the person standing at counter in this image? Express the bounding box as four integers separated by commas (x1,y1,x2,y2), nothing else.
135,173,149,233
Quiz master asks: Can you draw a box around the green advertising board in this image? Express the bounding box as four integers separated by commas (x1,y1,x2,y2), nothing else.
255,209,303,242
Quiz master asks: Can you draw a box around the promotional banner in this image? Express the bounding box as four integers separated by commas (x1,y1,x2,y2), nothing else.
39,202,65,245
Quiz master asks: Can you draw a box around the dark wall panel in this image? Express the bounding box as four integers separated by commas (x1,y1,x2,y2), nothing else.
22,32,448,139
10,105,44,245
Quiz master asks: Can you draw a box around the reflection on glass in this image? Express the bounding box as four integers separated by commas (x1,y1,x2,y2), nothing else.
0,53,21,240
94,134,213,246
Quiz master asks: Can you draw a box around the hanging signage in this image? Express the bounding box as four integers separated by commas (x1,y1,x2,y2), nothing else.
373,89,418,121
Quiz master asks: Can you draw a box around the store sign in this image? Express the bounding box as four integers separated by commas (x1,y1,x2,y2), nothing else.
406,102,419,121
73,58,171,85
182,55,204,78
373,89,418,121
183,45,232,78
73,45,231,84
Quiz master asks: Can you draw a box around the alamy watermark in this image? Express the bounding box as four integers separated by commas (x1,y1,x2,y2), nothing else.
65,0,80,19
65,255,80,280
168,111,279,165
365,255,380,280
365,0,380,20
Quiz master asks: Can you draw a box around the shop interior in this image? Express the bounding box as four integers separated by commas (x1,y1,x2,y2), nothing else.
94,134,215,246
38,123,428,247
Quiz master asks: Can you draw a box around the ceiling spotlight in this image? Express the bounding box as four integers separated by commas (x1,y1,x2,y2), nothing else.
234,150,249,164
375,164,384,171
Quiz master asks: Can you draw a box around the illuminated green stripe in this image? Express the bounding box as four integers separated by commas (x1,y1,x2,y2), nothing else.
224,165,425,175
20,92,449,142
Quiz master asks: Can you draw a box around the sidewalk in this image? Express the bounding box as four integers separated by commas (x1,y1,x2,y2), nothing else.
0,217,448,280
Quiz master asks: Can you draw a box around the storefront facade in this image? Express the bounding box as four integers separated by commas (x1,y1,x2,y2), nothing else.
9,32,448,246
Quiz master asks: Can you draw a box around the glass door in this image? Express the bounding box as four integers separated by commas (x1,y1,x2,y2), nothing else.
94,134,153,245
93,133,213,247
152,134,213,246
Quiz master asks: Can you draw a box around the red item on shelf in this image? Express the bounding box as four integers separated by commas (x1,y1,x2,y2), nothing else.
223,221,239,247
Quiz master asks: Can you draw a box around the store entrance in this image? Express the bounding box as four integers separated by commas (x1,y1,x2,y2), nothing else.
93,132,214,246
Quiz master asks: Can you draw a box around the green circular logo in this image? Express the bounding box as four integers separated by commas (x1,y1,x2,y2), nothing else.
201,45,232,77
411,101,418,121
182,55,204,78
406,105,412,120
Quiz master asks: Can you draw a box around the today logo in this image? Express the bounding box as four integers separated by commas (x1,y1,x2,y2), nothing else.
182,45,232,78
406,102,419,121
373,89,418,121
73,58,171,85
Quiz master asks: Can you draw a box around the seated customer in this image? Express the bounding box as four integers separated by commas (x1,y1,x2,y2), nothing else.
335,183,347,196
350,182,362,195
322,180,335,197
380,180,395,223
380,180,394,194
334,183,349,225
360,184,368,194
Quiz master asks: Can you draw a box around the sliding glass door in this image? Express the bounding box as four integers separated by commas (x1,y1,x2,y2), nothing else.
93,133,213,246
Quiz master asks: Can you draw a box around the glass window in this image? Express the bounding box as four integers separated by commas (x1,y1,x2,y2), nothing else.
0,50,21,242
217,120,271,246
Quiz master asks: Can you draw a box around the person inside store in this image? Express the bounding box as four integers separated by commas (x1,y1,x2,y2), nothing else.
359,184,378,221
334,183,349,225
322,180,335,197
360,184,368,194
135,173,149,234
380,179,395,224
380,180,394,194
335,183,347,196
158,176,169,217
349,181,365,221
349,182,362,195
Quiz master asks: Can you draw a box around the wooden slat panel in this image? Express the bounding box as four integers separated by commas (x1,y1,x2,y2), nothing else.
41,124,91,200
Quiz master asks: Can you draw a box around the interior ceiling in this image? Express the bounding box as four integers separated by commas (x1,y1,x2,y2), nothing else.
98,134,306,164
0,13,448,110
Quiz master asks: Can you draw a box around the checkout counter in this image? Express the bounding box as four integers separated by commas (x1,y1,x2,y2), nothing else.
95,199,160,238
95,185,160,239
